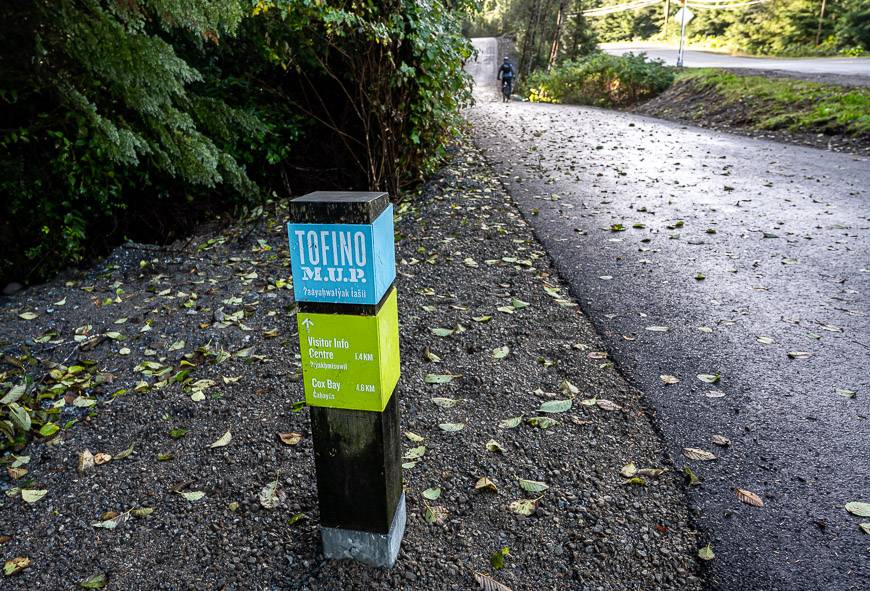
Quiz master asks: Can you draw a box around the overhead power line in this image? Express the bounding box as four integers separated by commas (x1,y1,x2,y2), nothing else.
580,0,770,17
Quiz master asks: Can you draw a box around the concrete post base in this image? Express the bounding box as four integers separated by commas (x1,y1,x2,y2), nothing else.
320,493,406,568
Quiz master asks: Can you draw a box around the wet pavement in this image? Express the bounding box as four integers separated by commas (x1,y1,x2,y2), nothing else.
468,38,870,591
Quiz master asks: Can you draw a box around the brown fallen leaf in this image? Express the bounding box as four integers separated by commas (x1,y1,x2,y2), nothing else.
711,435,731,447
278,432,303,446
94,453,112,465
473,571,513,591
7,467,27,480
736,488,764,507
596,399,621,411
683,447,717,461
4,556,30,576
474,476,498,493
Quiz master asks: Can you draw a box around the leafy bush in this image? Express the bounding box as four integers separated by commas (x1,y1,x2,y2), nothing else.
525,53,674,108
0,0,474,286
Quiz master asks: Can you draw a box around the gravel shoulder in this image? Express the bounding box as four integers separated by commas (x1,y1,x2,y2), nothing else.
0,142,701,589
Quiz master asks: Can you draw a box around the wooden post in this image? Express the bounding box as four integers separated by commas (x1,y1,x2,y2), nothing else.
288,191,404,567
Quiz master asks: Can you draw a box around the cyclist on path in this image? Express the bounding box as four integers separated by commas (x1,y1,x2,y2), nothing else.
497,57,515,103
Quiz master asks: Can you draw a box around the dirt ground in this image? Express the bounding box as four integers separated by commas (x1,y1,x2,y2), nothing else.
0,141,702,591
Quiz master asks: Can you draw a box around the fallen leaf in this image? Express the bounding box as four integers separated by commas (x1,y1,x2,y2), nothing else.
21,489,47,504
94,453,112,465
113,443,135,461
486,439,505,453
423,504,447,524
490,546,510,570
711,435,731,447
91,512,129,529
859,523,870,535
473,571,513,591
498,417,522,429
422,487,442,500
526,416,557,429
660,374,679,385
538,399,572,413
511,298,529,310
596,399,621,411
404,431,424,443
425,373,462,384
3,556,30,576
683,466,701,486
756,336,775,345
258,480,282,509
130,507,154,518
475,477,498,493
698,544,715,561
431,327,454,337
787,351,811,360
697,373,720,384
492,346,510,359
736,488,764,507
508,498,537,516
438,422,465,432
278,432,303,446
559,379,579,395
18,312,38,320
645,325,669,332
180,490,206,502
683,448,717,461
209,430,232,448
845,501,870,517
620,463,638,478
403,445,426,460
518,478,549,493
80,572,108,589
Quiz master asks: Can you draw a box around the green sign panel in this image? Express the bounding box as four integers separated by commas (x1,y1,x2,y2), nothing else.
297,288,400,412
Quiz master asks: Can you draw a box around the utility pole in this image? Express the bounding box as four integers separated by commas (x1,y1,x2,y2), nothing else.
677,0,689,67
815,0,827,46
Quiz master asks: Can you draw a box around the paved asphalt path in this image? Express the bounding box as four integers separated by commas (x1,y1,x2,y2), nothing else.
469,38,870,591
602,42,870,78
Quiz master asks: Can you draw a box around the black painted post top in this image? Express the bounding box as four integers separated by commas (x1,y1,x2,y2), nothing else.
290,191,390,225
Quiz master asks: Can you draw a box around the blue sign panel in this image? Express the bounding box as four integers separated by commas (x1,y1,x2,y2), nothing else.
288,204,396,305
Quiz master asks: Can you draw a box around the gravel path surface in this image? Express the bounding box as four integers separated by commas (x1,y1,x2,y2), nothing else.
0,143,701,589
469,37,870,591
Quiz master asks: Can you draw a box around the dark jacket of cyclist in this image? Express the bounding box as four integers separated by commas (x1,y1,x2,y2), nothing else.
497,58,515,81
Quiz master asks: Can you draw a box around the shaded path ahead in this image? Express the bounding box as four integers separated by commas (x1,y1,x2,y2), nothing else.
469,37,870,591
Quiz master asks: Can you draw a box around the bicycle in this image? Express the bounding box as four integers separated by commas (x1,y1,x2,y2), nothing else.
501,77,513,103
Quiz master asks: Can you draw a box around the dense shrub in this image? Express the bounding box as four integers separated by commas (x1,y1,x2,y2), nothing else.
525,53,674,107
0,0,473,286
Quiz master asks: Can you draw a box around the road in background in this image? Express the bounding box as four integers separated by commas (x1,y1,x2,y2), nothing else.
602,42,870,78
469,37,870,591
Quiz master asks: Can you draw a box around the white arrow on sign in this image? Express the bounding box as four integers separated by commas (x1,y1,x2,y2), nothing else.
302,318,314,333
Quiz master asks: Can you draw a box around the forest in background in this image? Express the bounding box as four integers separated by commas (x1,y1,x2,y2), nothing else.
0,0,473,285
467,0,869,66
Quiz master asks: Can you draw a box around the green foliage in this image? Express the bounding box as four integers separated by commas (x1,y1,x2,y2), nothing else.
0,0,473,285
525,52,675,107
591,4,661,43
678,69,870,135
